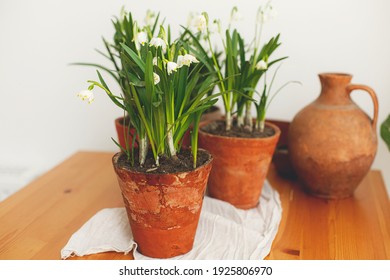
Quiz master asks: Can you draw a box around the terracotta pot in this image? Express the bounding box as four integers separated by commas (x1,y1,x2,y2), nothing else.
115,117,137,149
267,119,296,179
112,150,213,258
198,121,280,209
288,73,378,199
182,105,223,148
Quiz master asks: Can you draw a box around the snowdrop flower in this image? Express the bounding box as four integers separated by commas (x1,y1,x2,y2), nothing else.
210,19,221,34
137,31,148,46
149,37,167,53
167,61,178,75
177,54,199,68
193,14,207,33
153,73,160,85
186,12,195,28
144,9,156,26
258,4,277,23
230,7,243,24
120,6,127,19
177,55,187,67
256,60,268,70
77,90,95,104
153,57,158,66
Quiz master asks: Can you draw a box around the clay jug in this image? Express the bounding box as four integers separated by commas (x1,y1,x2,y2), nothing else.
288,73,378,199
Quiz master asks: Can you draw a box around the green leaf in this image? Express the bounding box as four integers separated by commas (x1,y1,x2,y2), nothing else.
145,51,155,104
120,43,145,72
151,12,161,35
95,70,125,110
102,37,120,72
191,111,202,169
381,114,390,151
111,137,129,156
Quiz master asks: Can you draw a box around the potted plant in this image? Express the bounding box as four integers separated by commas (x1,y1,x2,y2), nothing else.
77,11,220,258
185,5,298,209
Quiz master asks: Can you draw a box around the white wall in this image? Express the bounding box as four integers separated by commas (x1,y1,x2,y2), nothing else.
1,0,389,194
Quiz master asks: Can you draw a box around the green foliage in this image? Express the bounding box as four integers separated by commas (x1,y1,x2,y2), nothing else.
73,10,162,100
381,114,390,151
184,5,295,132
80,10,218,168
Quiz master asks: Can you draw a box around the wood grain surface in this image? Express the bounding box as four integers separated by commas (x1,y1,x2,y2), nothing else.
0,151,389,260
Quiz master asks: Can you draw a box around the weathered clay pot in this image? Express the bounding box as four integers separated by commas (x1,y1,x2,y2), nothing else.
198,121,280,209
182,105,223,148
112,150,213,258
288,73,378,199
115,117,137,149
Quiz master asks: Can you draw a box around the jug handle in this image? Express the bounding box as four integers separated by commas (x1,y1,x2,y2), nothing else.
346,84,379,129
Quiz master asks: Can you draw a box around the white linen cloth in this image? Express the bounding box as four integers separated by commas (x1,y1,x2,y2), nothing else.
61,180,282,260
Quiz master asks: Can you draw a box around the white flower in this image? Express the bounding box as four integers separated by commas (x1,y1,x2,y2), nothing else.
256,60,268,70
167,61,178,75
144,9,156,26
177,54,199,68
186,54,199,63
230,7,243,24
153,57,158,66
149,37,167,53
153,73,160,85
258,4,277,24
186,12,195,28
193,14,207,33
210,19,222,34
137,31,148,46
77,90,94,104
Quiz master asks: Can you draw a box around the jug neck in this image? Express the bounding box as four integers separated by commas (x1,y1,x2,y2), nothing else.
317,73,352,105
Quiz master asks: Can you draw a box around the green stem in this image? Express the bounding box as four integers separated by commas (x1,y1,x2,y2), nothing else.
237,115,244,127
259,119,265,133
244,101,253,131
167,124,176,157
139,134,149,166
225,111,232,131
205,26,230,124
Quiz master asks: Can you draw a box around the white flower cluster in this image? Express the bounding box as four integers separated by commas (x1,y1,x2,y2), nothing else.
187,13,208,33
177,54,199,68
153,54,199,85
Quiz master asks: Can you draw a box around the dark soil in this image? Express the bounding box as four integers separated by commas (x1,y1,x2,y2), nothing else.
116,149,210,174
204,105,220,114
201,120,275,138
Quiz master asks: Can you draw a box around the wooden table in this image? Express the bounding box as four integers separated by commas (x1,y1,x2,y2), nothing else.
0,151,389,260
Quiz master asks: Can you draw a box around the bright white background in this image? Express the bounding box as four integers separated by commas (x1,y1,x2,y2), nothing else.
0,0,389,194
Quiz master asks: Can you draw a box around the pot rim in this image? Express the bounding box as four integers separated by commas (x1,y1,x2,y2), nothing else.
115,116,130,124
112,148,213,176
199,120,281,142
318,72,352,78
